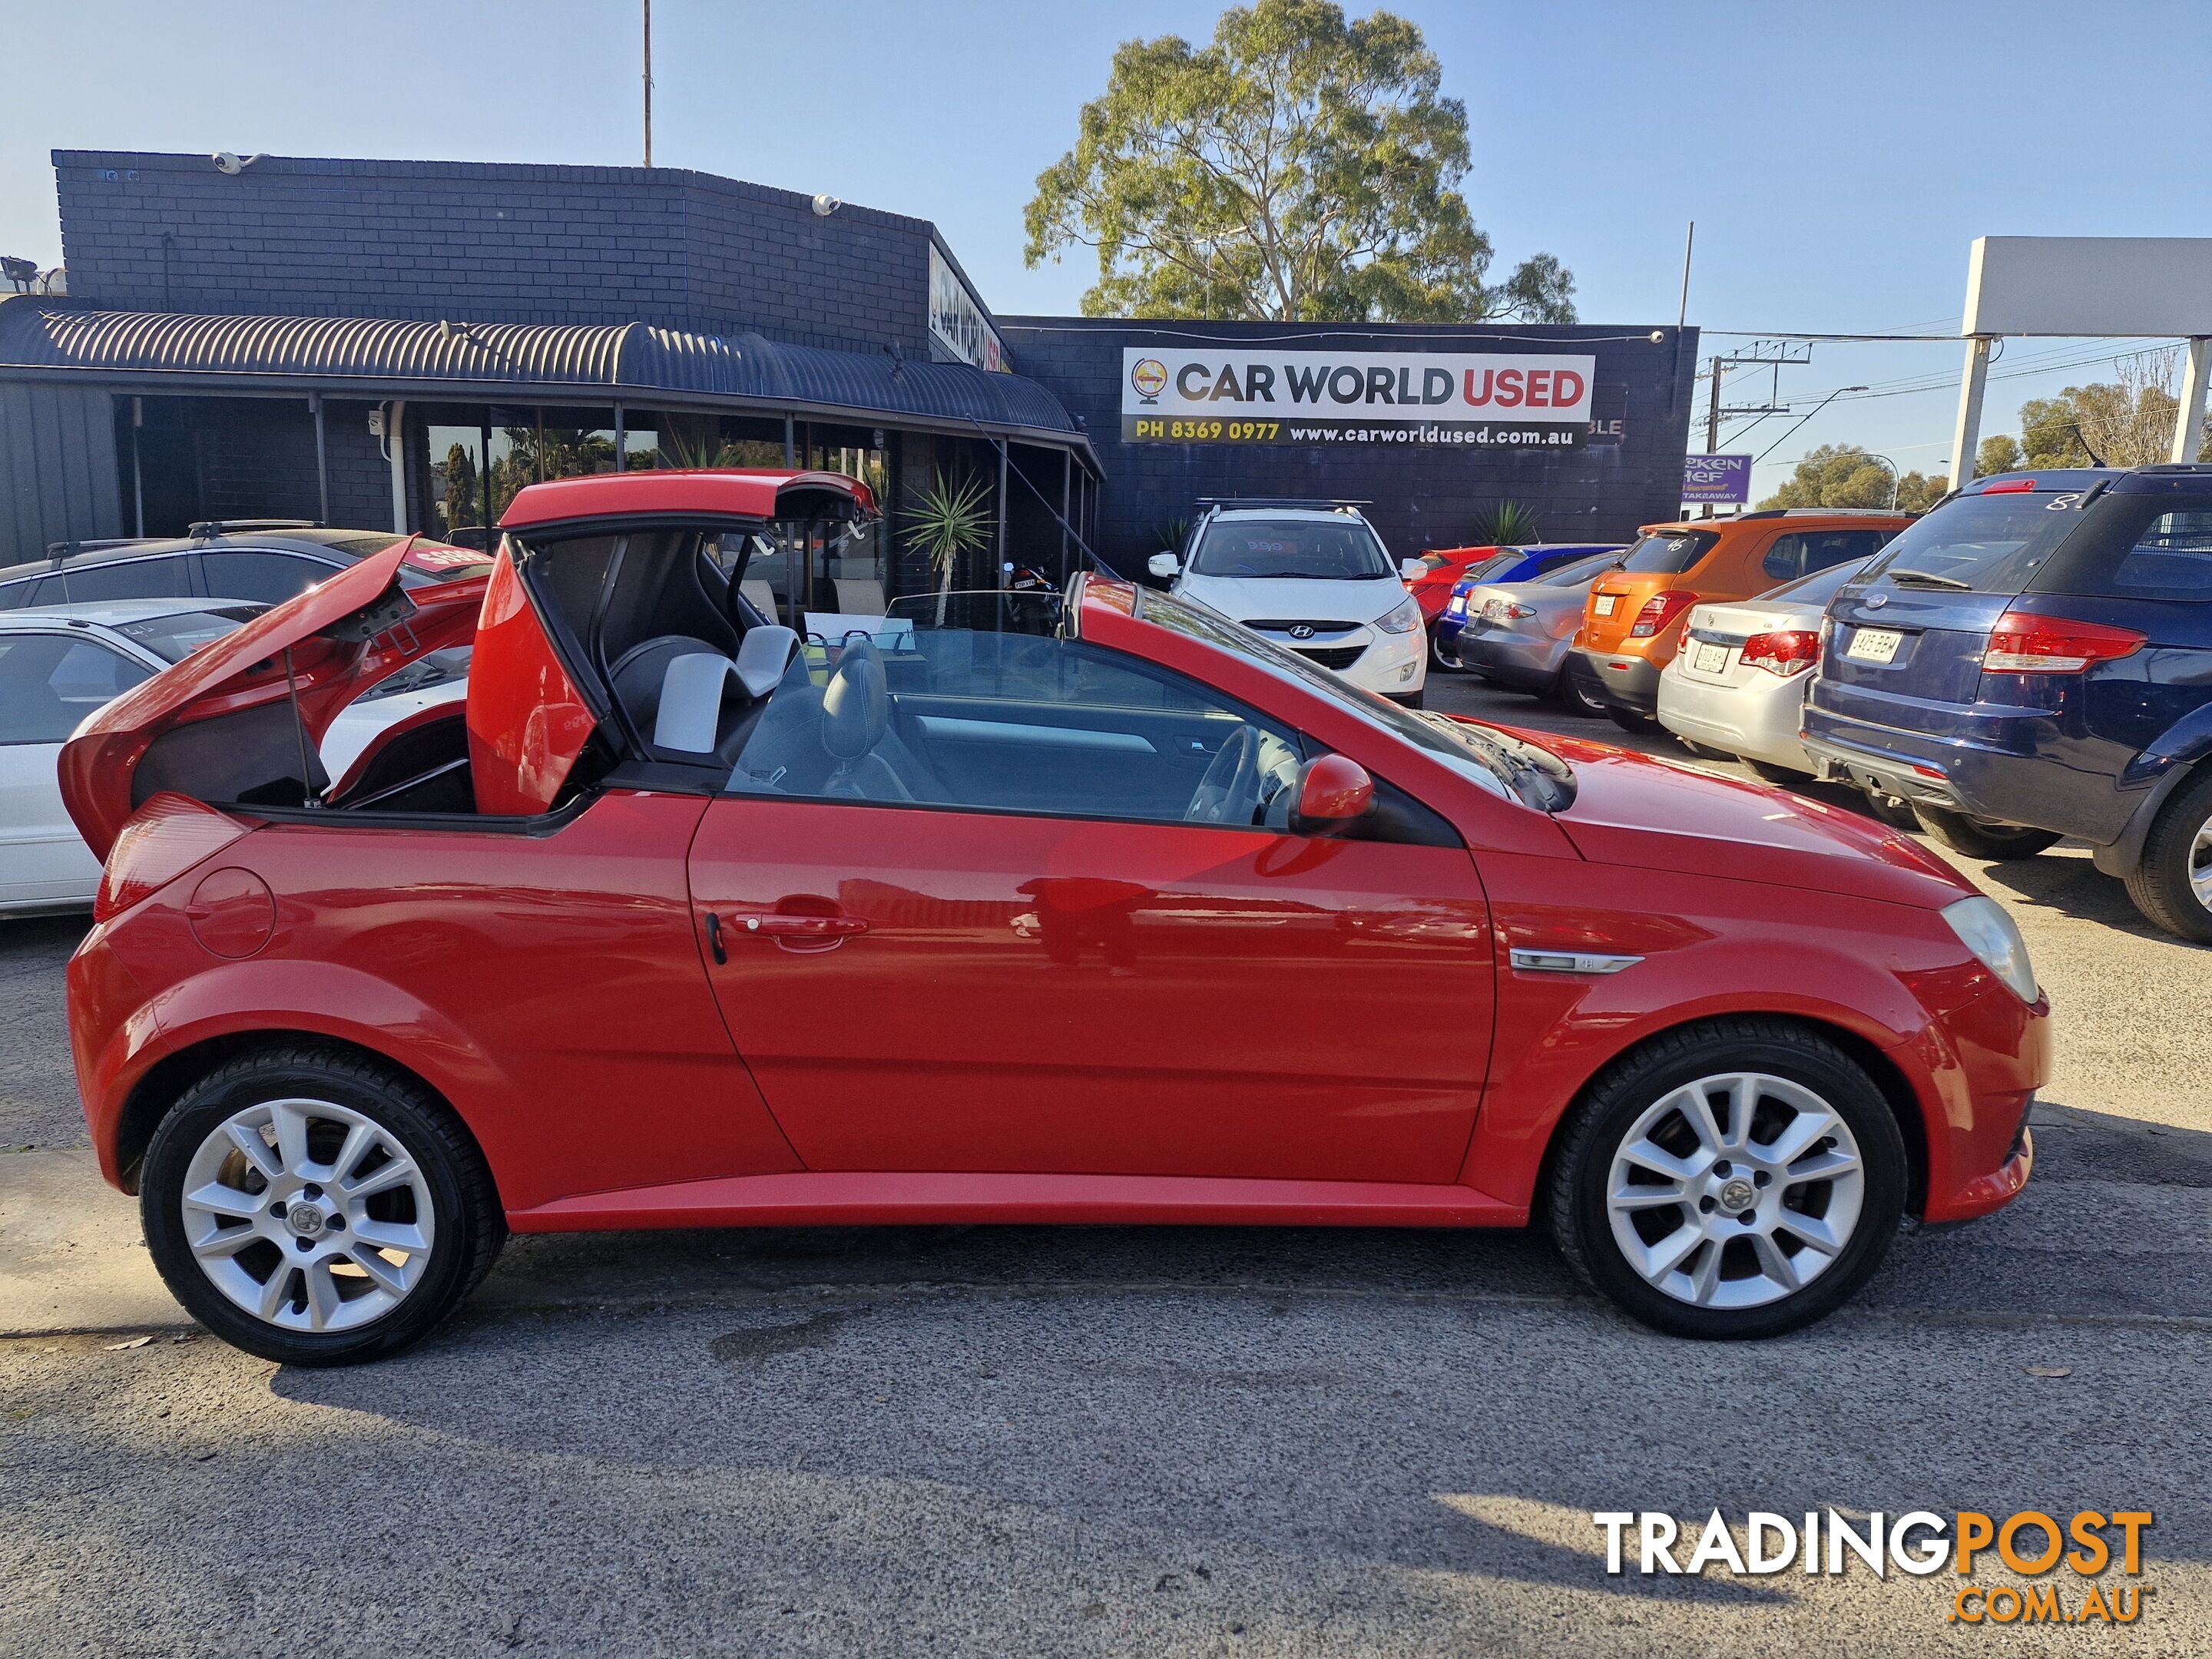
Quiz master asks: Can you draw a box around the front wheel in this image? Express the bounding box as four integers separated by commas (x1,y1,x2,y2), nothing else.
2123,768,2212,943
140,1045,505,1366
1428,628,1462,674
1388,687,1426,710
1548,1019,1907,1339
1912,805,2062,861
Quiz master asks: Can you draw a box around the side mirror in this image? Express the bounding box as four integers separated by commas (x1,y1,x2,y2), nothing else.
1147,553,1181,579
1400,557,1426,581
1292,753,1375,831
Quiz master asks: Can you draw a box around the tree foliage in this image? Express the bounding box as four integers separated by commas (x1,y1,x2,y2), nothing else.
1979,349,2210,472
1023,0,1573,323
1755,445,1945,514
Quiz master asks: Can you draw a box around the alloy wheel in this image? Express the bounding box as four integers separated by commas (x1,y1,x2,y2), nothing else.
178,1098,436,1333
2190,821,2212,913
1604,1071,1865,1310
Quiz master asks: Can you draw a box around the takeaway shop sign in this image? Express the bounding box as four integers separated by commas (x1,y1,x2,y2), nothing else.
1121,346,1594,449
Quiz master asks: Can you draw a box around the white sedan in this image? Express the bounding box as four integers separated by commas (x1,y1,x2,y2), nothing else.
0,599,465,917
1655,557,1873,784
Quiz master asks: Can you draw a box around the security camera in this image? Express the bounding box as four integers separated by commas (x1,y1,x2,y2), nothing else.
811,194,841,217
1649,329,1666,343
211,152,263,175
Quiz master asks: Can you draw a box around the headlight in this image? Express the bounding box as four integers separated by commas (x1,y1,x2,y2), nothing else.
1374,596,1422,634
1940,896,2038,1003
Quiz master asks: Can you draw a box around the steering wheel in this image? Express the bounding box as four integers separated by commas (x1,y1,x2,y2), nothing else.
1184,725,1263,825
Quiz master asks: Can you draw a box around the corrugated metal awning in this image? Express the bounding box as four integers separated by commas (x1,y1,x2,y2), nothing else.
0,299,1090,455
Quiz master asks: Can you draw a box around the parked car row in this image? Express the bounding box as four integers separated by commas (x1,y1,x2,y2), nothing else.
0,528,483,916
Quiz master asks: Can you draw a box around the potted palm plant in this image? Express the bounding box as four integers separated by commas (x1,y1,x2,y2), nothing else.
903,470,995,624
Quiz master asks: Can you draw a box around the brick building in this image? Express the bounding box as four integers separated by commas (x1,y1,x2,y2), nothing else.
2,151,1694,588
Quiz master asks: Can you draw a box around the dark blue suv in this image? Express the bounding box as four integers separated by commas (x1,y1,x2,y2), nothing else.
1804,465,2212,942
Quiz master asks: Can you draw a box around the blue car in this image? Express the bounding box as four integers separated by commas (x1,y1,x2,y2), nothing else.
1432,544,1624,663
1803,465,2212,940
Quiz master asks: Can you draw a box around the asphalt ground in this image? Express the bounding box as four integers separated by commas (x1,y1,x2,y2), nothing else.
2,669,2207,1657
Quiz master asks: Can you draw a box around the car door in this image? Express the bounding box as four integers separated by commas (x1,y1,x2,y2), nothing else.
686,624,1493,1183
0,631,156,908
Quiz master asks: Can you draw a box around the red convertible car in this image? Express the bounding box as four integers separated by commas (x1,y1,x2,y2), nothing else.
61,469,2047,1364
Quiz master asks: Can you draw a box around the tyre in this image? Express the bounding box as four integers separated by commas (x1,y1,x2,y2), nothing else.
1911,804,2062,861
1390,687,1426,710
2123,767,2212,944
1859,789,1922,831
1555,663,1611,717
1743,759,1813,787
1428,629,1463,674
1548,1018,1907,1339
141,1045,505,1366
1606,704,1660,734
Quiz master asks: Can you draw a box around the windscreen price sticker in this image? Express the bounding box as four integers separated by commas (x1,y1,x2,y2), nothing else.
1121,347,1592,448
1592,1508,2154,1626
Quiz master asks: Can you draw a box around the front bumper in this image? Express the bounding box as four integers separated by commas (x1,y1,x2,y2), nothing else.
1572,647,1662,714
1304,625,1426,696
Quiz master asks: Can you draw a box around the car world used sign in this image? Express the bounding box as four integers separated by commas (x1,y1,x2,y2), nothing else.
1121,347,1594,449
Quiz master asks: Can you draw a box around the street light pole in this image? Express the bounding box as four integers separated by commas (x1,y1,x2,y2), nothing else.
642,0,653,168
1861,452,1900,509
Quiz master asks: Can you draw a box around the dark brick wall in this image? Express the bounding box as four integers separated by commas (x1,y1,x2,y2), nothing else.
52,151,966,359
997,319,1700,569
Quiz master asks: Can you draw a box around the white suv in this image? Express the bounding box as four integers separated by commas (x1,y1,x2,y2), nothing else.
1147,502,1429,706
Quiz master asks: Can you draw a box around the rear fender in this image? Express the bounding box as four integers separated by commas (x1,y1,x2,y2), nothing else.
121,959,519,1179
2094,712,2212,874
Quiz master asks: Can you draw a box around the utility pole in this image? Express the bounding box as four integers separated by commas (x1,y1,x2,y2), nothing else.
1677,220,1694,329
1706,355,1723,456
642,0,654,168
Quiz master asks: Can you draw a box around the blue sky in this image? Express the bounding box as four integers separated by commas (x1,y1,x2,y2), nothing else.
4,0,2209,498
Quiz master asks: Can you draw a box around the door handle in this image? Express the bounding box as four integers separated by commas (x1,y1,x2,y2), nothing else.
730,912,870,939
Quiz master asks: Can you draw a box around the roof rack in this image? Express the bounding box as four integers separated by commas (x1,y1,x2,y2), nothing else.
1195,497,1373,512
43,538,146,562
187,518,320,538
1729,507,1914,521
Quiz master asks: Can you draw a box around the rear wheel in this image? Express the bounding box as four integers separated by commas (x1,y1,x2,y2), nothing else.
2123,769,2212,943
1428,628,1463,674
1859,789,1922,830
1912,805,2062,861
141,1045,504,1366
1555,663,1611,717
1548,1019,1907,1339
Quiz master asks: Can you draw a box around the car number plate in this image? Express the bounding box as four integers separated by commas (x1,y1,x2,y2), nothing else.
1693,641,1728,674
1445,596,1465,616
1593,594,1619,617
1847,627,1903,664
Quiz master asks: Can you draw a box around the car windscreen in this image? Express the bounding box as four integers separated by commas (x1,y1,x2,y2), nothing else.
1131,585,1576,810
109,606,263,662
1619,530,1717,575
1858,492,2080,593
1189,518,1394,579
1758,557,1873,606
1543,552,1622,587
1459,552,1520,583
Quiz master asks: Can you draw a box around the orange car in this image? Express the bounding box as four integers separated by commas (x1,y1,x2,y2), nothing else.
1572,510,1914,730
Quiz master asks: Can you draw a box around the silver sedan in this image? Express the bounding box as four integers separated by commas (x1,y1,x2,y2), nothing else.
1443,551,1621,713
1656,557,1873,783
